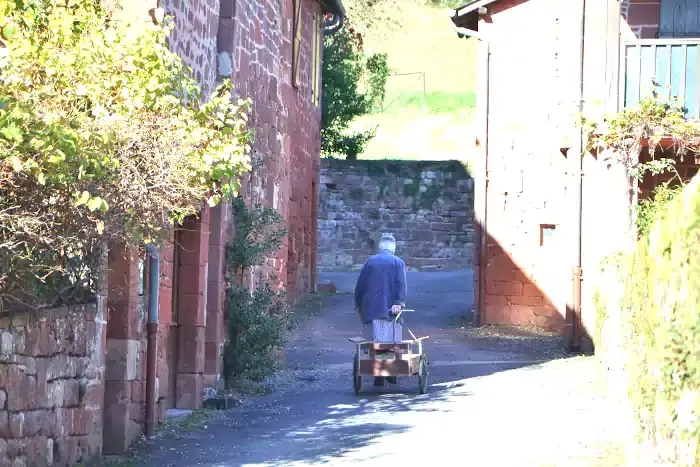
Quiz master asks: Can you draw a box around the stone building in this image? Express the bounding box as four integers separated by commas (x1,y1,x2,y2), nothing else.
449,0,699,351
0,0,344,464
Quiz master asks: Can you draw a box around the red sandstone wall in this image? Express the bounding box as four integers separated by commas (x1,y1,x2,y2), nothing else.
221,0,323,295
477,0,576,331
99,0,325,455
475,0,633,335
622,0,660,39
0,306,104,466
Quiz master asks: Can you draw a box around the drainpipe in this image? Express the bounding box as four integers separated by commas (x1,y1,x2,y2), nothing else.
450,19,490,327
570,0,586,352
145,244,160,438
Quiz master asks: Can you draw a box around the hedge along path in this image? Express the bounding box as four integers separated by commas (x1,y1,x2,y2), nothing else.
618,174,700,466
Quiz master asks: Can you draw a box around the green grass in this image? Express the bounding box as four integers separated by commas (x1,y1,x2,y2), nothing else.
346,0,479,163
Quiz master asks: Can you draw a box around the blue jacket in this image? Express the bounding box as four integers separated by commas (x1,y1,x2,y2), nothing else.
354,250,407,324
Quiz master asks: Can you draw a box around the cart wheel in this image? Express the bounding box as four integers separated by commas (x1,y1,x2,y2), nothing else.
353,352,362,395
418,355,428,394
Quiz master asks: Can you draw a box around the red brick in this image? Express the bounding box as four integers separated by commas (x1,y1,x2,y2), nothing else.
486,280,522,296
508,295,544,307
626,2,660,27
522,283,543,297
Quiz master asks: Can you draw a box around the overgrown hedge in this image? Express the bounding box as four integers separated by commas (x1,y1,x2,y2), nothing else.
599,174,700,466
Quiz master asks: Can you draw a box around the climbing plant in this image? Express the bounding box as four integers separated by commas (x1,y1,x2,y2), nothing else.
584,90,696,229
0,0,252,309
222,197,289,386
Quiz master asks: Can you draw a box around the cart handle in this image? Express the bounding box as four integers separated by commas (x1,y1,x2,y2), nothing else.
392,308,414,323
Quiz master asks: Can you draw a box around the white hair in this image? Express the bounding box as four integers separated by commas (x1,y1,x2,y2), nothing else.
378,233,396,254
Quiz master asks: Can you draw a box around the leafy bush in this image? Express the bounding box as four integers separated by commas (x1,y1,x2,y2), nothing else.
222,281,289,385
0,0,251,309
635,181,683,238
321,23,389,160
602,175,700,465
222,198,289,386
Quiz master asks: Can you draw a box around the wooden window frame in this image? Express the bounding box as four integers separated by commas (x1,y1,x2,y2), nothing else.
311,12,322,106
293,0,303,88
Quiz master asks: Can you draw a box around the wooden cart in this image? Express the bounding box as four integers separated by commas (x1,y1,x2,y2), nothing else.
348,309,429,394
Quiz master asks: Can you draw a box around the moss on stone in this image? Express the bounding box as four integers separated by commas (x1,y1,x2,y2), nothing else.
403,180,420,198
349,188,364,200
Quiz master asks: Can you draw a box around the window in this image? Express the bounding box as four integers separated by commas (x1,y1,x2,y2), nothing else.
311,13,322,106
659,0,700,38
539,224,556,247
292,0,303,88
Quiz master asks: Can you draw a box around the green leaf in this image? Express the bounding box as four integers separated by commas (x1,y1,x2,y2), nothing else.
0,123,22,143
9,155,23,172
1,22,16,41
86,197,102,212
75,190,90,207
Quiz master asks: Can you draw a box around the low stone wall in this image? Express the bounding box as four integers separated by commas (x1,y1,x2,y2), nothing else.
0,305,104,466
318,159,475,272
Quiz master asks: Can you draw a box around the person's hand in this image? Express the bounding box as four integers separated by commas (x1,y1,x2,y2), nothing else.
391,304,402,315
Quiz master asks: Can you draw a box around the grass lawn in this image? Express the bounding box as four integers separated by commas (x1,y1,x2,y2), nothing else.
346,0,479,163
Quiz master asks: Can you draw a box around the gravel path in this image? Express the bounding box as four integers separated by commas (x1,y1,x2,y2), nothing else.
126,272,623,467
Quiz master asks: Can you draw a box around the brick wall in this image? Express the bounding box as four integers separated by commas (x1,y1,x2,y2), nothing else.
98,0,327,454
161,0,221,99
317,160,475,273
220,0,323,294
622,0,660,39
0,305,104,466
476,0,576,331
473,0,633,333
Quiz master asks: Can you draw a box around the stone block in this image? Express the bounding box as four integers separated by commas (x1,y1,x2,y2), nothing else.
9,413,23,438
54,436,78,466
105,339,140,382
5,366,37,412
177,326,205,374
22,411,44,438
177,292,206,327
203,342,222,376
5,439,19,459
25,436,53,467
0,332,13,355
205,311,224,344
175,373,203,409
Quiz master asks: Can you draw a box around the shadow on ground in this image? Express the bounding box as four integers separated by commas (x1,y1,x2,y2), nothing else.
123,357,556,466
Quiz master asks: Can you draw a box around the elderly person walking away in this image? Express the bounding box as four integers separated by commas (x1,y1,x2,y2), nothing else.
354,233,408,387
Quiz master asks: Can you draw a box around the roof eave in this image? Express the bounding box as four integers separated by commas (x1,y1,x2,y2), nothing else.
449,0,497,35
320,0,345,17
